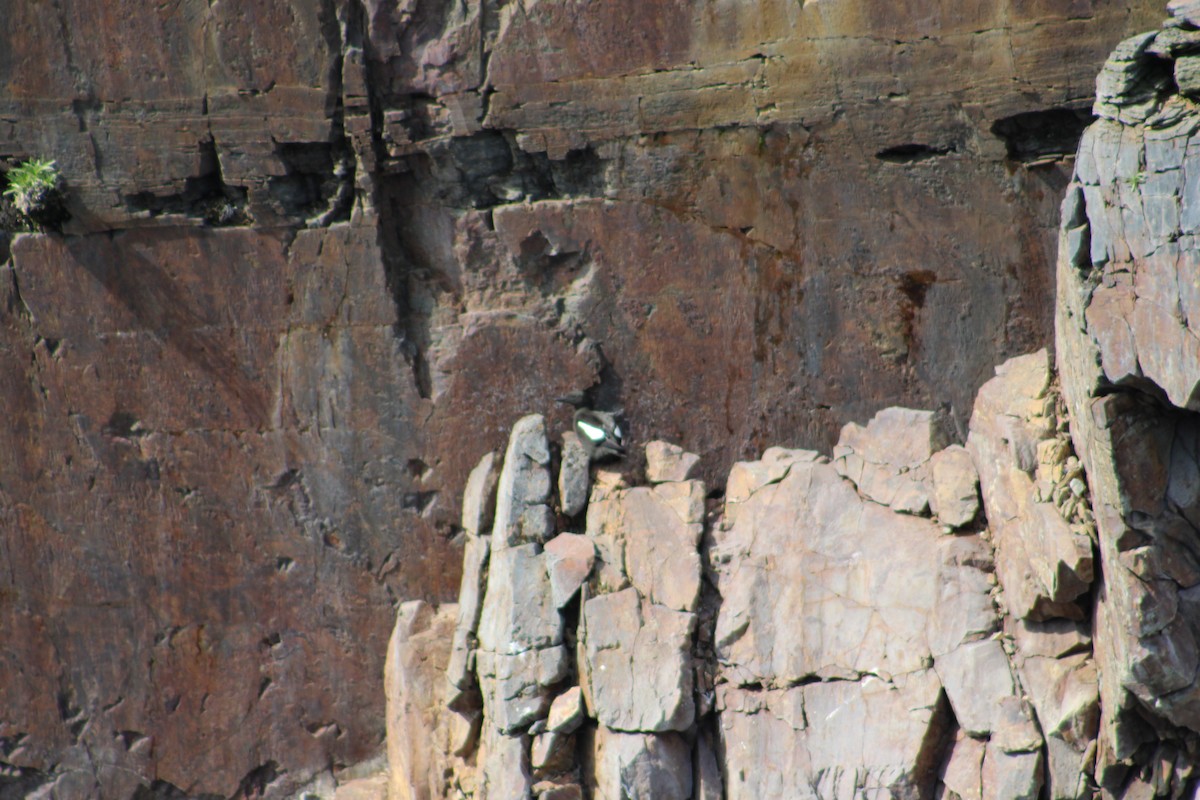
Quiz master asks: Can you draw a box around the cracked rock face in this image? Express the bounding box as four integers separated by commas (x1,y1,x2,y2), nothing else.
0,0,1169,795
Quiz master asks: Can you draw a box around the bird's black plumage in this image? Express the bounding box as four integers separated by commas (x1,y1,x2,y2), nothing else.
557,391,626,461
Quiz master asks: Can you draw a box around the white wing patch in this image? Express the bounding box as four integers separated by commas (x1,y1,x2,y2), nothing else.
577,419,607,442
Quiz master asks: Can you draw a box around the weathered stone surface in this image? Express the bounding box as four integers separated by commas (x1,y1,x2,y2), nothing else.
0,226,432,797
478,726,533,800
558,433,591,518
533,782,583,800
531,729,574,775
719,672,948,800
476,646,571,735
1057,28,1200,775
584,727,692,800
968,350,1094,620
0,0,1168,794
547,686,586,735
644,441,701,484
544,533,596,610
936,640,1022,738
585,477,705,612
1094,32,1170,124
476,451,568,735
493,415,553,548
463,451,501,536
623,483,706,613
447,533,491,690
709,438,1057,797
714,456,946,683
334,774,389,800
981,747,1044,800
931,444,981,528
833,406,951,514
581,588,694,733
478,544,562,654
386,601,458,800
941,732,985,800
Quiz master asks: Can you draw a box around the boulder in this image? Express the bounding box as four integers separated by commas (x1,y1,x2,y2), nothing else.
930,444,981,528
544,533,596,609
463,451,501,535
833,407,951,515
644,441,701,483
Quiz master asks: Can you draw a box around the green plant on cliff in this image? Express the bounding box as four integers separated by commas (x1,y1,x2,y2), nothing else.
2,157,67,231
1126,171,1147,191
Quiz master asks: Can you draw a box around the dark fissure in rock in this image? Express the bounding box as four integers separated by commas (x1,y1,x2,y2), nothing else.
123,139,249,226
991,107,1096,163
875,142,958,163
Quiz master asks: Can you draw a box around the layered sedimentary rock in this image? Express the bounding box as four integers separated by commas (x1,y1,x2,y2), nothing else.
0,0,1170,796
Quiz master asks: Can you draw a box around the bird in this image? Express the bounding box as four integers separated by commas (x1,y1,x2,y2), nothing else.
557,390,627,461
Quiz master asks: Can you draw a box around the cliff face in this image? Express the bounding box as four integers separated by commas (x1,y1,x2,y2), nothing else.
0,0,1166,797
379,8,1200,799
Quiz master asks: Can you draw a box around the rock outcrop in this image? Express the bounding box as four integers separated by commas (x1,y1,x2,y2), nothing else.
385,372,1102,798
1057,4,1200,793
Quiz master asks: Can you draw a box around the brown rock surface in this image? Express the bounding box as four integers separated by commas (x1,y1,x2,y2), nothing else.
0,0,1167,795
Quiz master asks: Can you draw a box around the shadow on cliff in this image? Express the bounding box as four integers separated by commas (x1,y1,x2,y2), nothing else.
60,227,272,428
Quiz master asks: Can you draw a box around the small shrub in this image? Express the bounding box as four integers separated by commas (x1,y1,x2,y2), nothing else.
2,158,67,230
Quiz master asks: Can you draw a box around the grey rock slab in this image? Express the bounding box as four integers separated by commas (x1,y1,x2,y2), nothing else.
385,601,459,800
463,451,500,535
1009,617,1091,660
531,729,574,774
584,727,692,800
558,432,590,518
930,444,981,528
981,744,1043,800
940,732,984,800
1169,0,1200,27
714,457,945,684
644,440,700,483
834,406,952,515
547,686,585,734
447,533,491,689
476,646,570,734
544,533,596,609
584,470,634,592
724,447,820,513
581,588,695,732
494,414,553,548
1016,652,1098,748
478,726,532,800
718,670,946,800
926,535,1000,658
622,482,705,612
477,543,564,654
934,638,1021,738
